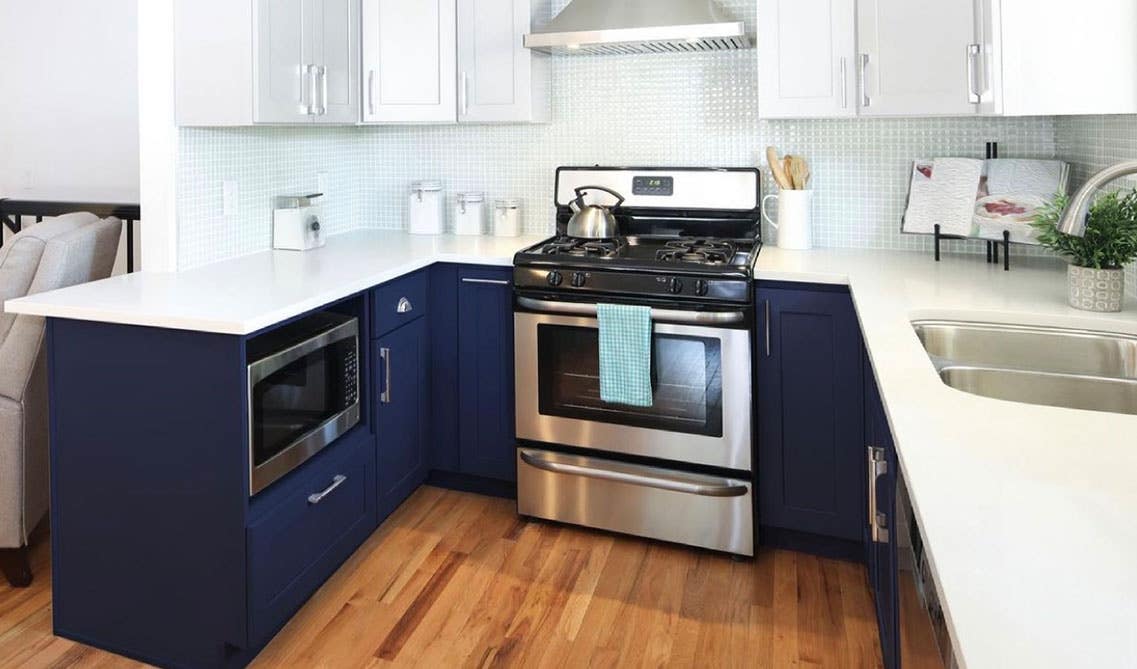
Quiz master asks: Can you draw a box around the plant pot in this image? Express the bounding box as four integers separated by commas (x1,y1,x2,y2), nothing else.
1068,264,1124,312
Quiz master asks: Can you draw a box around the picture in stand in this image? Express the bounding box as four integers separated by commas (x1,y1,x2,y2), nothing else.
901,158,1069,244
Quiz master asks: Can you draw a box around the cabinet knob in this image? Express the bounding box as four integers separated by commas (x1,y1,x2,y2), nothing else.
396,297,413,314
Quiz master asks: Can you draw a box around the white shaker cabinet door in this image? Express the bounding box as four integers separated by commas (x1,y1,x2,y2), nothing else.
255,0,315,123
362,0,458,123
856,0,979,116
757,0,856,119
310,0,360,123
457,0,549,123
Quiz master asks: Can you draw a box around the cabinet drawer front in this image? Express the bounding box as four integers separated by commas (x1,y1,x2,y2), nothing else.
373,271,428,337
247,442,371,629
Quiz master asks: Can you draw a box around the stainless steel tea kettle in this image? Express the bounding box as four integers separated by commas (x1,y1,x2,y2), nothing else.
567,186,625,239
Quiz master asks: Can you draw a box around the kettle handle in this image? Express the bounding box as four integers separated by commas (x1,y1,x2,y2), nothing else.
574,185,626,209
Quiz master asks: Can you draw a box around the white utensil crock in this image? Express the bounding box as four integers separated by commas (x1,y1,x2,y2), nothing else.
762,190,813,250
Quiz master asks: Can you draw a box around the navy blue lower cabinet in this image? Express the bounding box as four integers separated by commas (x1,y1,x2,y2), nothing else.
755,283,865,545
456,266,516,483
865,358,901,669
374,317,431,520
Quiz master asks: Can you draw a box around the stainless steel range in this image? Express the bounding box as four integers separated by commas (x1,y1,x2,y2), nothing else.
513,166,761,556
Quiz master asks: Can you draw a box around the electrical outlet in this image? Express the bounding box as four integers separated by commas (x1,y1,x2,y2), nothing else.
222,181,238,218
317,171,330,199
20,170,34,191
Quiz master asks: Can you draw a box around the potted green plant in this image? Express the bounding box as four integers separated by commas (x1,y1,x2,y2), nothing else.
1031,188,1137,312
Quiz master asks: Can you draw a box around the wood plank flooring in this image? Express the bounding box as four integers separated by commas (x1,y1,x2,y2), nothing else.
0,487,944,668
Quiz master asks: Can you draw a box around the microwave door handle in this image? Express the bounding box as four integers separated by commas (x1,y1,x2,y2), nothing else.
515,296,746,326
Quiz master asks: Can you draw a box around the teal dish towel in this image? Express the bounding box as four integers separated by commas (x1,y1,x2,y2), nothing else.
597,303,654,407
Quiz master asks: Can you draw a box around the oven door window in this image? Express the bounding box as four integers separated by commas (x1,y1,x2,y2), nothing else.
250,339,353,468
537,324,723,436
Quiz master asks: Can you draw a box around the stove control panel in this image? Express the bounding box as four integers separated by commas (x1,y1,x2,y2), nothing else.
514,267,750,304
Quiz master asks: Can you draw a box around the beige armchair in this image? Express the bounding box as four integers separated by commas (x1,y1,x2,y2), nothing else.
0,213,121,587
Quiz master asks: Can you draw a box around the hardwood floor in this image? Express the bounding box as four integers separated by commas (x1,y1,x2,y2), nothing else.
0,487,944,668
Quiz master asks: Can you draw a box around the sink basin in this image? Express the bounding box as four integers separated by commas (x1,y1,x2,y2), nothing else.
913,321,1137,415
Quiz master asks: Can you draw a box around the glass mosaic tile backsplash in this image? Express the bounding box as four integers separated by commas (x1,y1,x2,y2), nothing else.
176,0,1067,269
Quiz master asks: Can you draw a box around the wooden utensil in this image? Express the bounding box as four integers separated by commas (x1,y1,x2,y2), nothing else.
766,146,793,190
788,155,810,190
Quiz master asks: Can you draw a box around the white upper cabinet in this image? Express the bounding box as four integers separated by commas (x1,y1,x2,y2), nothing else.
176,0,360,125
758,0,856,119
313,0,361,123
457,0,549,124
997,0,1137,116
856,0,980,116
758,0,1137,119
362,0,457,123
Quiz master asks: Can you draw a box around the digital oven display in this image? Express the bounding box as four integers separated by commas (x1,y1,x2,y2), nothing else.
632,176,674,196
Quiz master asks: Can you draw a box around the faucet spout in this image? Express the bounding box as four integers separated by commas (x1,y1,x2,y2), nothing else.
1058,161,1137,236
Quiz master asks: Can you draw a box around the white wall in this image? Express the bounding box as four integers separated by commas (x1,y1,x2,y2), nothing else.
0,0,140,270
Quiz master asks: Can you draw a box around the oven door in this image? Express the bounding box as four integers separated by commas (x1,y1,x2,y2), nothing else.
514,300,752,471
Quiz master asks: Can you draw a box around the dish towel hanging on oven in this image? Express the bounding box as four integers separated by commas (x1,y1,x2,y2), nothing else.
597,303,653,407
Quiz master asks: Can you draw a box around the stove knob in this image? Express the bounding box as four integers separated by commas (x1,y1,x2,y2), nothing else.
668,277,684,294
546,270,563,287
694,279,709,297
571,272,587,288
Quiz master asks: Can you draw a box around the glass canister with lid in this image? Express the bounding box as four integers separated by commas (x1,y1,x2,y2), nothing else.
493,198,522,237
408,181,444,235
453,192,486,236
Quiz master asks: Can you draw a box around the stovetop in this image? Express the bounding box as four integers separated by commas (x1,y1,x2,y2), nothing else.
526,236,759,270
513,235,761,304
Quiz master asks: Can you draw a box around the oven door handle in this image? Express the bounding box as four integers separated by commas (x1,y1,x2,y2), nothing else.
519,449,749,498
515,296,746,326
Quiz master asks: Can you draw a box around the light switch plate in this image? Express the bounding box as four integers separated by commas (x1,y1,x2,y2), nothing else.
222,181,238,217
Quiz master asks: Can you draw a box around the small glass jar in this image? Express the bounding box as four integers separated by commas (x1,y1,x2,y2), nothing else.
408,181,444,235
453,192,486,236
493,199,522,237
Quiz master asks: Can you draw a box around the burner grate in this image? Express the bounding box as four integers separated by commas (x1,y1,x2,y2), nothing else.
656,239,736,265
539,238,625,258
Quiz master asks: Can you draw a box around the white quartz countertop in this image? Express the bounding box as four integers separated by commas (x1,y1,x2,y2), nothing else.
3,230,546,335
757,247,1137,669
8,231,1136,666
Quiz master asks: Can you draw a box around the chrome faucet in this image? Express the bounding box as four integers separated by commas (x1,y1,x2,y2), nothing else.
1058,161,1137,236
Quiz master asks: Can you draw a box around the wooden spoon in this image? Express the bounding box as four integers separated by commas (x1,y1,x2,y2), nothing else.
766,146,793,190
788,155,811,190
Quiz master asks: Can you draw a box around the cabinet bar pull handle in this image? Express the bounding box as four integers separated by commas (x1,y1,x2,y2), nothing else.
764,299,771,357
859,53,871,108
380,347,391,404
840,57,848,109
306,64,319,116
368,69,375,115
461,278,510,286
868,446,890,544
319,65,329,115
966,44,982,104
308,474,347,505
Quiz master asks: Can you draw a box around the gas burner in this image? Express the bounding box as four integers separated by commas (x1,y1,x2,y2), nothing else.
656,239,737,265
539,238,625,258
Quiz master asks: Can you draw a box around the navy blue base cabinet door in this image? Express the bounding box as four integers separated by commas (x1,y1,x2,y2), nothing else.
375,317,431,519
865,358,901,669
756,283,865,542
456,266,516,482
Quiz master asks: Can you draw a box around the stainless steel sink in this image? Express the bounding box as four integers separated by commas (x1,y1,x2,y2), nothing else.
912,321,1137,415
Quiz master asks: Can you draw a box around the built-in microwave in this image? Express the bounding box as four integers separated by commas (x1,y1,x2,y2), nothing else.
247,311,360,495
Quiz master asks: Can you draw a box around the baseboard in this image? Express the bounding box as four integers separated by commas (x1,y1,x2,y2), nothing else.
426,470,516,499
759,526,865,562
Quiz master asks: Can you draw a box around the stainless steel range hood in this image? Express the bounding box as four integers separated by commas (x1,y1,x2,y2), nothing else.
524,0,750,56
